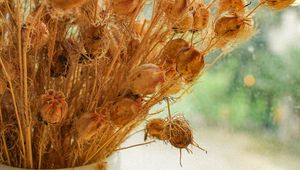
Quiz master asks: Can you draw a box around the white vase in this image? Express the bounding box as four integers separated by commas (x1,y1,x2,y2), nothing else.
0,153,121,170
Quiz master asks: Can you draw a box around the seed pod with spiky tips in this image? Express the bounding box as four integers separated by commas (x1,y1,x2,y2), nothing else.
40,89,68,124
76,112,105,140
193,3,210,31
164,116,193,149
48,0,88,10
176,47,205,82
110,98,142,127
263,0,296,10
145,118,168,141
128,64,165,95
214,13,253,40
109,0,140,15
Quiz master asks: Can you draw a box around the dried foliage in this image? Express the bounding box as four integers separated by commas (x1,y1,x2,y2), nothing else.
0,0,293,169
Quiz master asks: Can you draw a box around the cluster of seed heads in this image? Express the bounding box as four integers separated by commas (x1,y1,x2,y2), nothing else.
0,0,295,168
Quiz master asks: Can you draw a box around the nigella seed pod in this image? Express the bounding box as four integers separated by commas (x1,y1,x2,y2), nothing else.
214,14,252,39
82,26,108,57
145,118,167,141
50,54,69,77
193,4,210,31
22,20,49,50
40,89,68,124
164,116,193,149
48,0,88,10
217,0,246,16
162,38,189,67
111,0,140,15
110,98,142,127
263,0,296,10
174,12,194,32
176,47,205,82
76,112,105,140
128,64,165,95
165,0,189,21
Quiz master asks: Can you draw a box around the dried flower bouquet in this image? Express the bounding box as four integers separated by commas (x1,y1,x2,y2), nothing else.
0,0,295,169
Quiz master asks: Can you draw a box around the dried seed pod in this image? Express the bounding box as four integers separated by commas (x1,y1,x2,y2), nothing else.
127,38,140,57
174,12,194,32
214,14,252,39
50,54,69,77
111,0,140,15
34,21,49,48
110,98,142,127
76,112,105,140
82,26,108,57
48,0,88,10
165,0,189,21
164,116,193,149
217,0,246,16
22,20,49,50
162,38,189,66
263,0,296,10
40,89,68,124
128,64,165,95
176,47,205,82
193,4,210,31
145,118,167,141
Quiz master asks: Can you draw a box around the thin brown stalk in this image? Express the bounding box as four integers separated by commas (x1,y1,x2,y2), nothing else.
115,140,155,151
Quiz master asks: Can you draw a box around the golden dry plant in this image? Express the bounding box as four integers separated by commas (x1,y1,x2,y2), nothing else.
0,0,295,169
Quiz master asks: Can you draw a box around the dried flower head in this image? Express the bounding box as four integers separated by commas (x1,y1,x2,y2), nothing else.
176,47,205,82
164,116,193,149
76,112,105,140
110,98,142,127
48,0,88,10
128,64,165,95
263,0,296,10
193,3,210,31
110,0,140,15
145,118,167,141
40,89,68,124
